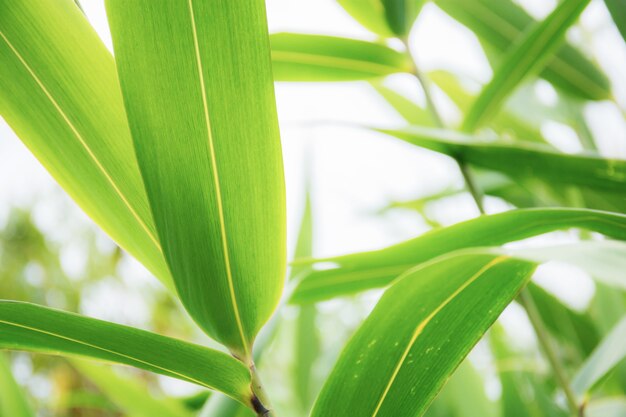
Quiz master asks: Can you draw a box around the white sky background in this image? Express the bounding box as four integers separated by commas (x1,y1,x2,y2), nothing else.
1,0,626,398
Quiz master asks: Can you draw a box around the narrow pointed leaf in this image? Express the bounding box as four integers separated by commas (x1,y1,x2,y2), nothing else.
0,0,170,287
436,0,610,100
604,0,626,43
310,252,536,417
292,208,626,303
0,354,34,417
73,361,193,417
105,0,286,357
379,127,626,193
370,82,435,126
573,317,626,396
337,0,425,37
462,0,593,131
0,301,252,405
271,33,411,81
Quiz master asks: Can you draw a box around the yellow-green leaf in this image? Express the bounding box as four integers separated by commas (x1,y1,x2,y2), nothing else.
105,0,286,358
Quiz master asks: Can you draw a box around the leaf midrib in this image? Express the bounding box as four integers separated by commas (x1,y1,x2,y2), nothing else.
0,30,162,253
369,255,509,417
186,0,249,357
271,50,404,75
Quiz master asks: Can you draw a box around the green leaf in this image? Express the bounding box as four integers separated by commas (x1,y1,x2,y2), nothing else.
0,353,34,417
605,0,626,43
291,208,626,303
0,0,170,288
337,0,424,37
462,0,593,131
587,398,626,417
436,0,610,101
0,301,252,405
379,127,626,193
572,317,626,396
73,361,193,417
370,81,435,126
200,393,254,417
270,33,411,81
105,0,286,358
310,252,536,417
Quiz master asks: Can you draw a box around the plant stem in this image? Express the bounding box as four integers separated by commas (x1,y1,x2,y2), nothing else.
403,39,486,215
250,363,276,417
519,289,582,417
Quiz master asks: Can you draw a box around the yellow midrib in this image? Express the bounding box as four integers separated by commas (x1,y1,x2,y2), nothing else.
0,30,162,253
186,0,249,357
370,255,509,417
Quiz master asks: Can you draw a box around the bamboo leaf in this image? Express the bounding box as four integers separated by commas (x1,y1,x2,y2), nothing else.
271,33,411,81
73,361,193,417
379,127,626,193
605,0,626,43
310,252,536,417
105,0,286,358
573,317,626,396
0,301,252,405
337,0,424,37
370,81,435,126
436,0,610,100
462,0,593,131
291,208,626,303
587,398,626,417
0,353,34,417
0,0,170,287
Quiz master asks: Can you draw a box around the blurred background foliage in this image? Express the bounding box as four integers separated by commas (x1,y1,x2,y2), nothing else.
1,0,626,416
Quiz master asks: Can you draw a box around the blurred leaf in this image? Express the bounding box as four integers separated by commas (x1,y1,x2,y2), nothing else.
379,127,626,193
573,317,626,396
310,252,536,417
337,0,424,37
436,0,610,100
292,208,626,303
370,81,436,126
200,393,255,417
0,353,34,417
0,0,171,287
462,0,593,131
0,301,252,405
177,391,211,411
73,361,193,417
605,0,626,43
271,33,411,81
105,0,286,357
587,398,626,417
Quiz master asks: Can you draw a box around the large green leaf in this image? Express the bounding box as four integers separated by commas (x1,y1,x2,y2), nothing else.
605,0,626,43
0,353,34,417
379,127,626,193
310,252,536,417
270,33,411,81
462,0,593,131
105,0,286,358
436,0,610,100
337,0,424,37
73,361,193,417
0,301,252,405
291,208,626,303
572,317,626,396
0,0,170,287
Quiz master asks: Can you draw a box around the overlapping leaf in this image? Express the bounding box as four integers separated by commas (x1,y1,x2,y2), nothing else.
0,354,34,417
0,301,252,405
337,0,424,37
311,252,536,417
105,0,286,358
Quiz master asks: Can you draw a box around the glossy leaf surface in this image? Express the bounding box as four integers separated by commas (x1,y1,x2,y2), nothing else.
106,0,286,357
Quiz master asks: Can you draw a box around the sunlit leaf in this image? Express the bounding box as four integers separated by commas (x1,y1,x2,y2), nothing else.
0,301,252,405
587,398,626,417
292,208,626,303
271,33,411,81
310,251,536,417
105,0,286,358
0,0,171,287
462,0,593,131
337,0,425,37
436,0,610,100
0,353,34,417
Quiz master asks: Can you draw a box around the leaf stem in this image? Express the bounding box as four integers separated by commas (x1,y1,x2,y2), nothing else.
519,289,583,417
403,39,486,215
250,363,276,417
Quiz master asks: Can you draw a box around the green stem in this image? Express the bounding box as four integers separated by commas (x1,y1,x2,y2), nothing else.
403,39,486,215
519,289,582,417
250,363,276,417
